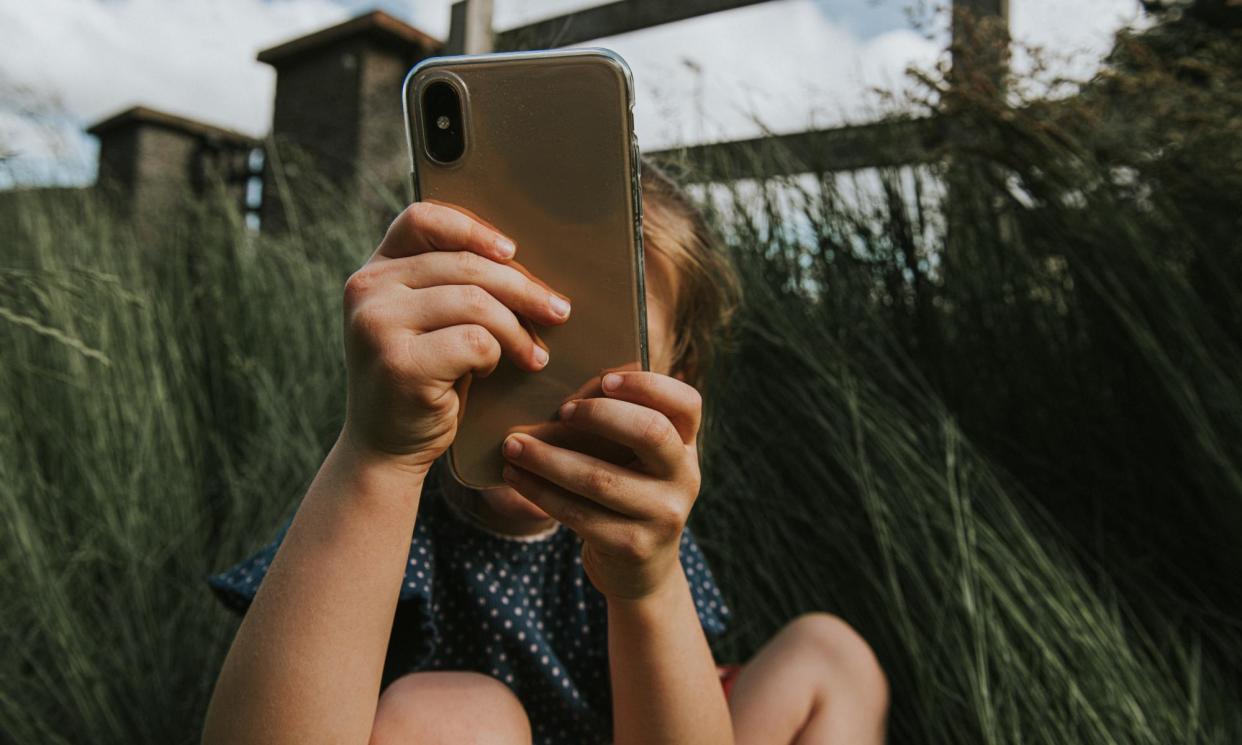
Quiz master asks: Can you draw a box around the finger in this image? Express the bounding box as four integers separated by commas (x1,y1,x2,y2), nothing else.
365,251,571,327
401,285,548,371
500,462,623,541
543,359,645,414
597,372,702,443
501,432,659,518
555,359,646,407
409,323,502,382
377,202,516,262
556,397,685,476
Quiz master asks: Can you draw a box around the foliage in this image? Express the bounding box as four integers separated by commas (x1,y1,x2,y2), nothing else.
1,11,1239,744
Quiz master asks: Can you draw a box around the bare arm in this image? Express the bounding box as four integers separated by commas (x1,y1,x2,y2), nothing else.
200,202,570,745
200,443,426,745
499,371,733,745
608,567,732,745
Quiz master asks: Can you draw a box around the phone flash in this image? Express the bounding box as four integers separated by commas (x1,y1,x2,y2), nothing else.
436,115,451,130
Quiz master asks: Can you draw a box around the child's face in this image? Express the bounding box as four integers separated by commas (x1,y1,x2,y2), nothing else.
471,251,681,530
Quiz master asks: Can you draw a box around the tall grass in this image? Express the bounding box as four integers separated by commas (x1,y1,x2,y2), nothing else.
2,13,1240,744
688,13,1242,741
0,188,367,743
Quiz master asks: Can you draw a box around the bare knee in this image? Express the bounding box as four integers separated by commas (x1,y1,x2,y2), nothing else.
779,613,889,715
371,671,531,745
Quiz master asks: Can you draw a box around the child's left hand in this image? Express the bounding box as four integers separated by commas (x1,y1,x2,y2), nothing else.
500,371,701,601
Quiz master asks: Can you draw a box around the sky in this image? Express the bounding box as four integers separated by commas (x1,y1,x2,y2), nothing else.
0,0,1145,188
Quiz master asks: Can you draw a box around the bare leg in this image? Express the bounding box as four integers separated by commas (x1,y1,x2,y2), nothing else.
728,613,889,745
369,671,532,745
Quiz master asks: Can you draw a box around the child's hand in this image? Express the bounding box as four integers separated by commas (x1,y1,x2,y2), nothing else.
500,372,702,600
340,202,572,474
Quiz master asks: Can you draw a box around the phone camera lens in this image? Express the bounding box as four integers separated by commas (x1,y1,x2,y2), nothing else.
422,81,465,163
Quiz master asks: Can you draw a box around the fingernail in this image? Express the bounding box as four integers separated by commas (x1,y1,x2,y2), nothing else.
502,435,523,458
532,344,549,368
602,373,623,392
494,236,516,259
559,400,577,420
549,294,571,319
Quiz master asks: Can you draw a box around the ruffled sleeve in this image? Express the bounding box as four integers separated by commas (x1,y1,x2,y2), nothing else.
679,527,731,638
206,511,438,618
206,516,291,615
389,514,440,671
205,499,442,678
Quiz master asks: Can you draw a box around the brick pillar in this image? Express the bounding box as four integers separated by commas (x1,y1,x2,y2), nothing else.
87,105,256,229
256,11,442,234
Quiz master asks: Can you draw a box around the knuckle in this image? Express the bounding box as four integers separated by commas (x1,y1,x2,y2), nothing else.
376,336,413,380
638,410,675,448
403,201,434,228
522,278,546,310
462,284,492,314
468,220,492,249
462,324,496,358
415,377,454,412
684,466,702,497
343,267,378,307
653,499,688,531
683,384,703,412
572,397,600,421
390,204,425,242
615,525,655,563
583,467,618,497
347,305,386,345
455,250,483,281
563,501,587,528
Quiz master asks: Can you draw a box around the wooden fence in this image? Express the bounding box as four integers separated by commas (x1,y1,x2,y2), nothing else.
442,0,1010,181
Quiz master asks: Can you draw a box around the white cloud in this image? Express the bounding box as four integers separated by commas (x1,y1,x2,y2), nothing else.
1010,0,1147,83
0,0,350,135
532,1,942,149
0,0,1144,188
0,0,350,185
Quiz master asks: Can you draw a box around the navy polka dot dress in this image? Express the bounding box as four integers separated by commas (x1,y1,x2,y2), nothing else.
207,460,731,745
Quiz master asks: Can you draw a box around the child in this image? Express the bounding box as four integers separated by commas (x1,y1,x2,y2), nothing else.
202,162,889,745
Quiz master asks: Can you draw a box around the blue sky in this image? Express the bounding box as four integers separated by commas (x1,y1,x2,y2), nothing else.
0,0,1143,189
330,0,927,39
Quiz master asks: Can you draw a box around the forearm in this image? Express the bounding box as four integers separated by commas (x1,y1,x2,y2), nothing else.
201,438,427,745
607,565,733,745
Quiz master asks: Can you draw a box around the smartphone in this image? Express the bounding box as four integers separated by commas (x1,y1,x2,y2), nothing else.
403,48,648,489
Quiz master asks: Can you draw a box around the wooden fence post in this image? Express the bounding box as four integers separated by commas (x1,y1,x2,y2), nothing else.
950,0,1011,98
944,0,1012,285
446,0,495,55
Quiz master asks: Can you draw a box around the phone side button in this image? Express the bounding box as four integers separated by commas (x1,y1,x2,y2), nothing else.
632,141,643,220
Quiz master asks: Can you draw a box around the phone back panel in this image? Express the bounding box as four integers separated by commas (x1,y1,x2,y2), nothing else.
404,49,647,489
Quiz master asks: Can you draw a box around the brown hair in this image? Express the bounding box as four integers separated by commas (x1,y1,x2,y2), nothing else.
639,158,743,392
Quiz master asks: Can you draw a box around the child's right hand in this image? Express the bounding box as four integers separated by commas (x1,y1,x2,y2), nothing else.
338,202,572,475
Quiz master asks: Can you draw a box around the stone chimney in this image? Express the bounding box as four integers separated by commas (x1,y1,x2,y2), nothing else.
256,10,442,232
87,105,256,225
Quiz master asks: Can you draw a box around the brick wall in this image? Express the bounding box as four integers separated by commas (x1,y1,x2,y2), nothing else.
263,38,431,232
357,42,420,228
90,107,256,229
262,38,364,231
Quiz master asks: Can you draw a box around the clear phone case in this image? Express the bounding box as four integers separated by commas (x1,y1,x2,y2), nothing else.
403,48,647,489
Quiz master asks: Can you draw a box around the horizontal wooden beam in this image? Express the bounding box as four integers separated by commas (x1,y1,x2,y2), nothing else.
646,116,946,181
494,0,774,51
